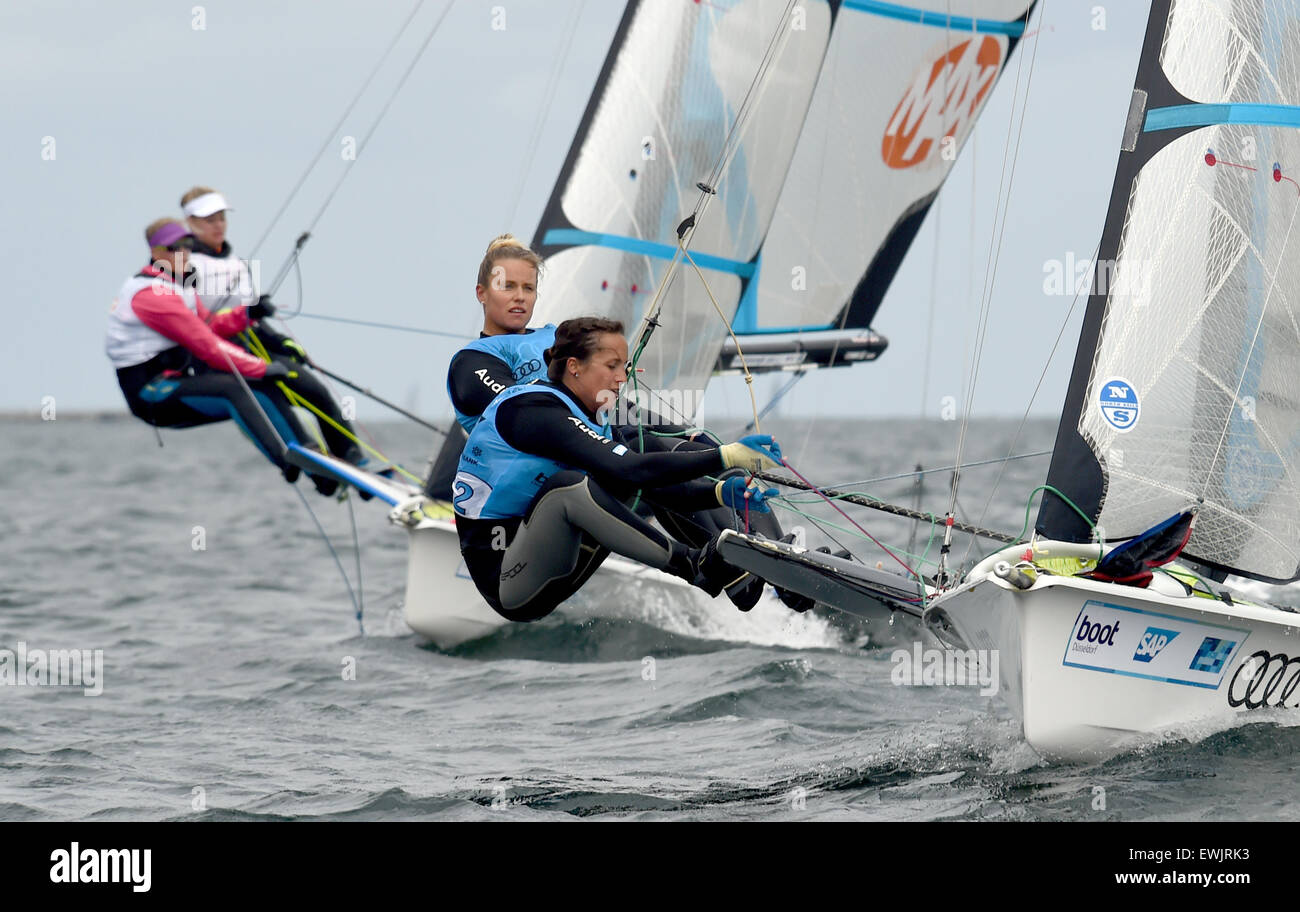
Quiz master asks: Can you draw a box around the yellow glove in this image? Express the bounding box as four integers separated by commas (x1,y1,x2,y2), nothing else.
718,434,783,473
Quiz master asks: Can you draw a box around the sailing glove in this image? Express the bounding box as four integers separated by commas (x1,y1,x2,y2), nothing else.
279,339,309,363
248,295,276,320
263,362,297,381
716,475,777,513
719,434,783,473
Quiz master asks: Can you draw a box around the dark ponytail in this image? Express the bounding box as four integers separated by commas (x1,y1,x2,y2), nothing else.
545,316,625,382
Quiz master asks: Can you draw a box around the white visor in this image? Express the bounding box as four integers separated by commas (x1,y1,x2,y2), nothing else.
183,192,231,218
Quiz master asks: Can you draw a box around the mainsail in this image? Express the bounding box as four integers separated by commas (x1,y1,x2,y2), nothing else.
716,0,1037,375
531,0,832,416
1039,0,1300,583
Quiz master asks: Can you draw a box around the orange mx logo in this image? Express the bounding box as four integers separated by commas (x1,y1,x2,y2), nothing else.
881,35,1004,170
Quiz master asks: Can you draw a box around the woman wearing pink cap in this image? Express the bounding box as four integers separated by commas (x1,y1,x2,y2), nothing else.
181,185,365,468
105,217,339,494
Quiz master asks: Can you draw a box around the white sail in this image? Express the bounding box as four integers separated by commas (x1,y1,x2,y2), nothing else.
1042,0,1300,582
746,1,1035,343
532,0,832,417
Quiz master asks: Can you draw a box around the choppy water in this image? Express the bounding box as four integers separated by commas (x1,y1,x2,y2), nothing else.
4,413,1300,821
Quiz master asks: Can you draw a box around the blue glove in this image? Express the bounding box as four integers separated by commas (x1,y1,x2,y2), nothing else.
718,434,783,473
716,475,777,513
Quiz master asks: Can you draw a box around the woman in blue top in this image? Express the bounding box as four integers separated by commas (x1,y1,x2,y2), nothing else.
453,317,788,622
445,234,556,432
426,235,555,497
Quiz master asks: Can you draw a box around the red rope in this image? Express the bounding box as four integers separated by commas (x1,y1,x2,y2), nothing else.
775,459,925,586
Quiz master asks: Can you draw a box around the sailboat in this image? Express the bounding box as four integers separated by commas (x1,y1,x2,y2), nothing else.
719,0,1300,760
370,0,1039,647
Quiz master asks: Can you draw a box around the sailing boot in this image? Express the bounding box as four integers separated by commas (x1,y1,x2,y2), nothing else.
691,535,758,608
310,473,340,497
724,571,766,612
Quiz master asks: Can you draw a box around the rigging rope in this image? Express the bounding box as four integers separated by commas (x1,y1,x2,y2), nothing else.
293,484,366,635
295,0,457,257
202,0,430,318
626,0,799,373
289,312,473,341
959,238,1100,571
938,0,1045,582
249,0,429,262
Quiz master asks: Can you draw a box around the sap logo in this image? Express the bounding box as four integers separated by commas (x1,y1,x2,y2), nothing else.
474,368,506,394
511,359,542,381
1076,615,1120,647
1133,627,1179,662
500,561,527,581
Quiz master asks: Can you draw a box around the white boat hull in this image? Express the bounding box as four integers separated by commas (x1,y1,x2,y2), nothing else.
927,544,1300,761
400,508,730,648
398,509,856,650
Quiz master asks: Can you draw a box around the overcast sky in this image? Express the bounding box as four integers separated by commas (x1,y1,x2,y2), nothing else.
2,0,1148,423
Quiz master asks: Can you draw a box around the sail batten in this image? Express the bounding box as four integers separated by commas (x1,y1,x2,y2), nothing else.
1039,0,1300,584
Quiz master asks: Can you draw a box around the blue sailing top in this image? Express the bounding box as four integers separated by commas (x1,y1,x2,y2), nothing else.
447,325,557,432
452,382,608,520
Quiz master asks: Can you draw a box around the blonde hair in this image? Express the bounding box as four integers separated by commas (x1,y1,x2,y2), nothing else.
476,233,542,289
144,217,183,246
180,185,218,208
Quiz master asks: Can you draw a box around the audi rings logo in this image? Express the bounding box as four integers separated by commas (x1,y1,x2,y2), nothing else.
1227,650,1300,709
512,359,542,381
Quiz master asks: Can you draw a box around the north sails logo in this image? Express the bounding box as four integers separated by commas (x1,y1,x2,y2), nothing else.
1099,377,1140,432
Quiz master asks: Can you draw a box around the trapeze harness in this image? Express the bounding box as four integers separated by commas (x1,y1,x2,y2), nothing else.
452,382,729,621
425,324,557,497
187,242,365,465
106,265,318,474
446,324,557,432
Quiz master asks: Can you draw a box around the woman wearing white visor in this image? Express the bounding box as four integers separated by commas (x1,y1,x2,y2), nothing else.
181,185,366,467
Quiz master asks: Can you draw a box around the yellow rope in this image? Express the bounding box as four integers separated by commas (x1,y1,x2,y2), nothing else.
242,326,424,486
277,382,424,486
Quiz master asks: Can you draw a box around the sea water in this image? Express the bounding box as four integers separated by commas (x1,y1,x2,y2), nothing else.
2,414,1298,821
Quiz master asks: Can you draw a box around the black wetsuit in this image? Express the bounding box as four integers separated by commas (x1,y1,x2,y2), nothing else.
116,349,310,476
455,384,741,621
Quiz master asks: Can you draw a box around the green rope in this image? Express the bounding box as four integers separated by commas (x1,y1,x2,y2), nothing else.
1014,484,1099,552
